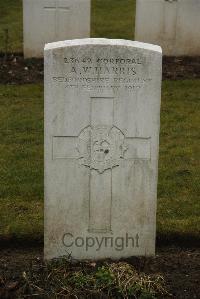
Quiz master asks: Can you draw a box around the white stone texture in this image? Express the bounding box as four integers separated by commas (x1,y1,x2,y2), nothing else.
44,38,162,260
23,0,90,58
135,0,200,56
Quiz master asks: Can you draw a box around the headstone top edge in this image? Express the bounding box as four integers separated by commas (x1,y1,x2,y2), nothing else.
44,38,162,54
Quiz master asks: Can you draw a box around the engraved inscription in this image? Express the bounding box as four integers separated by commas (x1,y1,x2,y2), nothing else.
51,55,152,92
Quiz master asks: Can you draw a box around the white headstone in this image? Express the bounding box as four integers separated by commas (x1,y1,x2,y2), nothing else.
23,0,90,58
135,0,200,56
44,38,162,260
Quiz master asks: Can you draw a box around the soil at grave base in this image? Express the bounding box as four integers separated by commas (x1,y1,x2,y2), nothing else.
0,246,199,299
0,54,200,84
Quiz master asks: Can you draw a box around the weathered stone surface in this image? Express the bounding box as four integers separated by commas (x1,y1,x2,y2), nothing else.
135,0,200,56
44,38,162,260
23,0,90,58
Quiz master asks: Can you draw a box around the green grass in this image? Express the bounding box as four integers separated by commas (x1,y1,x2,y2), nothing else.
91,0,136,40
0,0,23,53
0,85,43,240
0,0,136,53
157,80,200,240
0,81,199,242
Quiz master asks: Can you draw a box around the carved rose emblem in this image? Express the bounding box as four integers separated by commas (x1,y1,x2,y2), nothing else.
77,126,127,173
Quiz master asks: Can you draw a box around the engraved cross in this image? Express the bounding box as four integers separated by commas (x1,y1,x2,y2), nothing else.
44,1,70,38
53,97,151,233
162,0,178,42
